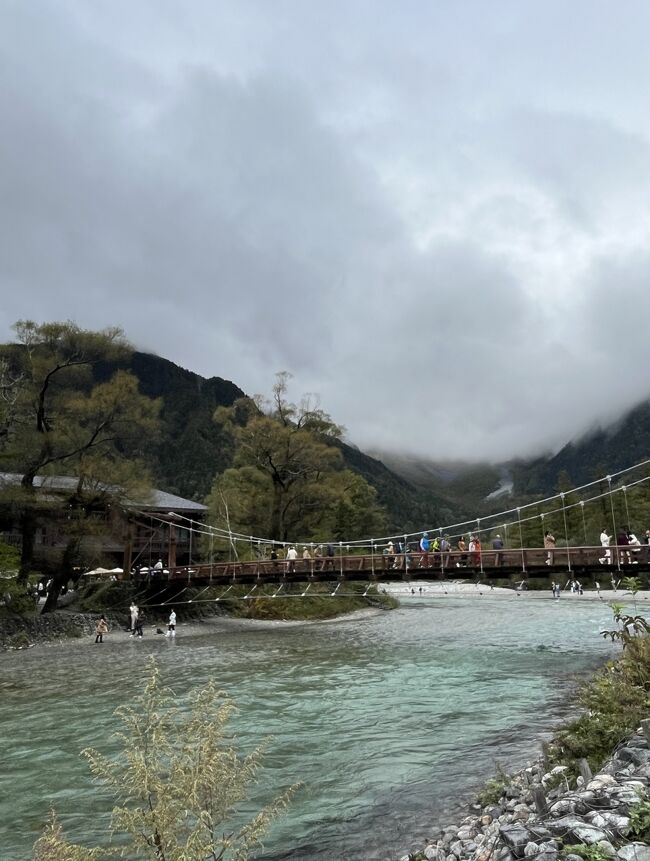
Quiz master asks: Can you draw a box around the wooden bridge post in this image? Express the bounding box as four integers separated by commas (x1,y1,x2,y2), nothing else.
167,522,177,570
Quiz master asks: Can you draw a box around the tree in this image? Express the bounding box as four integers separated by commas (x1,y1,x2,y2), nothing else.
0,321,160,586
210,373,386,544
33,658,296,861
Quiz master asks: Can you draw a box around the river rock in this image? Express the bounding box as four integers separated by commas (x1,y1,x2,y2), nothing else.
617,747,650,766
450,840,463,857
527,826,553,841
587,775,617,792
499,823,533,856
574,792,597,814
548,797,577,817
536,852,559,861
457,827,476,840
617,844,650,861
475,850,494,861
544,816,608,844
424,845,444,861
523,842,540,856
596,840,617,857
585,811,630,835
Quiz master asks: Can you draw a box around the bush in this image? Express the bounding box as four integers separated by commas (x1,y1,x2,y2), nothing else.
9,631,32,649
0,578,37,616
551,634,650,772
33,657,297,860
561,845,612,861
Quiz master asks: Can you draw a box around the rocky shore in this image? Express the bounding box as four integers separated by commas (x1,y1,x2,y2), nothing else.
401,731,650,861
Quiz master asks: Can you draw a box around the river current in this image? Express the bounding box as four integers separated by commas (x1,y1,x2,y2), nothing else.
0,593,616,860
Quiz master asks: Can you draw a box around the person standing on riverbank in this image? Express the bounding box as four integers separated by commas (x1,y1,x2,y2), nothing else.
129,602,139,634
166,609,177,637
94,615,108,644
133,610,144,638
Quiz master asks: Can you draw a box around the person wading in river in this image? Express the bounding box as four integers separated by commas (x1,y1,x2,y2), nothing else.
94,614,108,644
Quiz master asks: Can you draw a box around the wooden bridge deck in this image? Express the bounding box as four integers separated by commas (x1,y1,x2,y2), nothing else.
129,545,650,587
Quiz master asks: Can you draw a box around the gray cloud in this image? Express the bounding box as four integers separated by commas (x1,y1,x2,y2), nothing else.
2,0,650,462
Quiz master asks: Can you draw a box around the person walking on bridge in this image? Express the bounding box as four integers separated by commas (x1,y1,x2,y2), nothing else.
456,536,467,567
419,533,430,568
286,545,298,573
544,531,556,566
599,528,611,565
492,534,504,567
616,528,630,565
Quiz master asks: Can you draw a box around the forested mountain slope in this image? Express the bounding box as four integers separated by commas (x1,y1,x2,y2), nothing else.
95,352,458,533
511,400,650,497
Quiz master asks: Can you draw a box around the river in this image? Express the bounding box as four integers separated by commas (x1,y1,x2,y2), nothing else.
0,593,617,860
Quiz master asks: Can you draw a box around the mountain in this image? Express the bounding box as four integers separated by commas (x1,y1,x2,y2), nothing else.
95,352,458,532
510,400,650,497
371,452,504,511
94,351,244,501
378,398,650,510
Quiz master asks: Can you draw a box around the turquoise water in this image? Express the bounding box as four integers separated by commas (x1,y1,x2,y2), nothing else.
0,595,616,860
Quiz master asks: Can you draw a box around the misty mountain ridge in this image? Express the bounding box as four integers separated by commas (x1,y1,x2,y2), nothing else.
374,395,650,508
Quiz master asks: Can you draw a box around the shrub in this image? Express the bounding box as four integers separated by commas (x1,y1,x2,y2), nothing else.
33,658,297,860
561,844,612,861
629,795,650,841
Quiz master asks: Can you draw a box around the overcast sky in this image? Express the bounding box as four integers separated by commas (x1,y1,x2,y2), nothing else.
2,1,650,462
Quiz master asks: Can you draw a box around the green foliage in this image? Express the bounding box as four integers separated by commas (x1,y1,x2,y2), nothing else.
34,658,297,861
96,351,457,532
629,794,650,841
550,635,650,772
221,582,398,621
75,580,135,613
209,373,387,544
476,766,509,807
0,540,19,574
0,321,161,595
561,845,612,861
601,603,650,648
0,576,36,616
9,631,32,648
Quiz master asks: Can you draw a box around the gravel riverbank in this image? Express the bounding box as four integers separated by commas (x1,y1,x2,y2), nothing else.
398,728,650,861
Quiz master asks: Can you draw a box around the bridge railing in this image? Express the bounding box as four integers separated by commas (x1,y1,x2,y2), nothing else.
128,544,649,584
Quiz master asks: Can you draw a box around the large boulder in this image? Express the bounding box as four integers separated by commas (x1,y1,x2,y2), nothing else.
544,816,608,844
616,844,650,861
499,824,534,857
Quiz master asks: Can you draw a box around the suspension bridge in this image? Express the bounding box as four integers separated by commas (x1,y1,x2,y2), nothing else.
114,456,650,592
123,544,649,589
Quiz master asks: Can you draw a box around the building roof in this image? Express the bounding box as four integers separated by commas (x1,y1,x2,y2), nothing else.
0,473,207,513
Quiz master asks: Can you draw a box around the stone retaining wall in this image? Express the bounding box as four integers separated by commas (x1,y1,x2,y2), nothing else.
0,612,121,648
